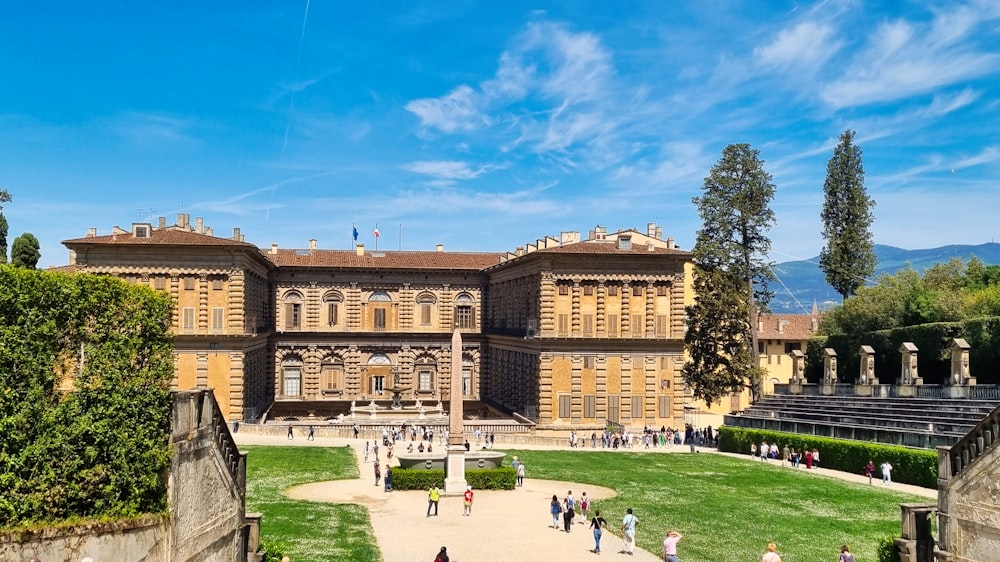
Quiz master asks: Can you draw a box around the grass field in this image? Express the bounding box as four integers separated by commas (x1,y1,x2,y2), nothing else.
245,445,927,562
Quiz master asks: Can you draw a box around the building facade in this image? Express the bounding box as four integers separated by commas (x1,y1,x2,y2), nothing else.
63,216,693,428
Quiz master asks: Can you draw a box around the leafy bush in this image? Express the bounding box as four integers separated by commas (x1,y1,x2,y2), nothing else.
258,538,289,562
390,467,515,490
876,535,901,562
0,267,174,529
718,427,938,487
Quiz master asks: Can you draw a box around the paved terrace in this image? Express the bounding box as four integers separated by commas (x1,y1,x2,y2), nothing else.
234,431,934,561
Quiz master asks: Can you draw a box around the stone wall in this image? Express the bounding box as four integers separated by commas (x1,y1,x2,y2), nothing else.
0,390,250,562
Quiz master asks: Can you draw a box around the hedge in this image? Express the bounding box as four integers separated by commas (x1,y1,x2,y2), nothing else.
390,467,516,490
719,427,938,488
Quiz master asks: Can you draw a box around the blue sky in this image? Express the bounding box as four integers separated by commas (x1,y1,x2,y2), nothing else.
3,1,999,269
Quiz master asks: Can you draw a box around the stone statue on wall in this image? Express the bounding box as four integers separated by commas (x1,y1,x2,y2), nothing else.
823,348,837,384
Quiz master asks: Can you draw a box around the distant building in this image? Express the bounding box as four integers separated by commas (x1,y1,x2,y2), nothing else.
63,216,693,428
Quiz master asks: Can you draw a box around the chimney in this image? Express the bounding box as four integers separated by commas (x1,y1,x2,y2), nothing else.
436,244,444,252
655,226,662,240
560,231,580,245
205,227,213,237
68,250,77,265
157,216,166,229
646,241,655,252
232,227,241,241
270,243,278,255
516,246,524,257
811,317,818,333
87,227,97,238
647,222,656,237
777,319,784,334
195,217,204,234
309,238,317,251
757,318,763,332
666,237,676,250
356,243,365,256
112,226,127,235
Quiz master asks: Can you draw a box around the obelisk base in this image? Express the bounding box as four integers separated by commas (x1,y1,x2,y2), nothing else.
444,445,468,495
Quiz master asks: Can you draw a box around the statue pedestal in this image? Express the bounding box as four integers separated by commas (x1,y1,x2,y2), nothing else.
444,445,468,495
788,382,803,395
945,386,970,398
854,384,874,397
820,383,837,396
895,383,921,397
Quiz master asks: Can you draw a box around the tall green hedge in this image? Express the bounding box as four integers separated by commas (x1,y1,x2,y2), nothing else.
719,427,938,488
390,467,516,490
0,266,174,529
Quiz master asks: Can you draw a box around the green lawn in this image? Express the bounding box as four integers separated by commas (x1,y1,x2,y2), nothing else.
244,445,927,562
244,446,380,562
508,449,927,562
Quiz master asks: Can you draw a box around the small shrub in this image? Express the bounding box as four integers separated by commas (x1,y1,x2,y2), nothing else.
467,467,515,489
876,535,901,562
258,538,288,562
390,467,515,490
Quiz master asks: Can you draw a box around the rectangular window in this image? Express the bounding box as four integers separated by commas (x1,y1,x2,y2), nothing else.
124,274,137,284
212,277,224,291
583,285,594,296
182,307,195,331
631,395,643,419
557,314,568,336
462,367,472,396
283,368,301,397
211,307,224,332
421,304,432,325
656,285,668,297
456,305,473,329
583,356,595,369
758,341,766,354
418,370,433,392
286,303,301,330
632,285,643,297
784,342,802,353
558,394,571,419
372,375,385,395
582,314,593,335
655,315,667,336
658,395,671,417
328,303,339,326
607,285,619,296
607,314,618,337
584,395,596,418
632,314,643,335
660,356,671,369
322,366,341,391
154,276,166,290
558,284,569,296
608,395,620,423
184,276,195,290
374,307,386,330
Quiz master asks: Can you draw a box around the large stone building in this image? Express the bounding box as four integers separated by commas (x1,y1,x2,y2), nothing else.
63,216,693,428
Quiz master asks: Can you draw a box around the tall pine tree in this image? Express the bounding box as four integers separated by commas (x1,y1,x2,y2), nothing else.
0,213,8,264
683,143,776,405
820,130,876,300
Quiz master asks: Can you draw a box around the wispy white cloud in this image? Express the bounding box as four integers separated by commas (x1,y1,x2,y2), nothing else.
755,21,841,68
107,112,199,145
405,85,483,133
401,160,507,181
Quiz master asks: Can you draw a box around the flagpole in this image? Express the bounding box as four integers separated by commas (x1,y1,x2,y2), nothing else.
398,223,402,251
375,223,379,252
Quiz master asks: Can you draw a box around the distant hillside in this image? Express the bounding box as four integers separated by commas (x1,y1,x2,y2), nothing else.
769,243,1000,314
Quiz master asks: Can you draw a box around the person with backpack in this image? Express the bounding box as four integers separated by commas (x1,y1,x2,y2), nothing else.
590,509,608,554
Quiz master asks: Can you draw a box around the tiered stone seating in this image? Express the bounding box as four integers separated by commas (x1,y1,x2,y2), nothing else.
724,394,1000,449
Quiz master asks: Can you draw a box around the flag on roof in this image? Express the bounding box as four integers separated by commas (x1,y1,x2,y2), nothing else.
352,224,358,241
373,225,381,238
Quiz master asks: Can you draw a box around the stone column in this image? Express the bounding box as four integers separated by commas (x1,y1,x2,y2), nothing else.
788,349,805,394
856,345,876,396
947,338,973,398
445,329,467,494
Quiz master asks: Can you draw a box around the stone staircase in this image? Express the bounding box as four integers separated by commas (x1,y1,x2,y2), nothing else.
724,394,1000,449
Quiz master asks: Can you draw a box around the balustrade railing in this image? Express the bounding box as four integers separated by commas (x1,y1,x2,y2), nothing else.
947,402,1000,478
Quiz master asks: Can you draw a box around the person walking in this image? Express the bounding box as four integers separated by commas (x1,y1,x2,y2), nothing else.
463,485,474,516
384,466,392,492
662,530,682,562
590,509,608,554
434,546,449,562
579,491,589,523
516,461,525,487
838,544,855,562
761,542,782,562
307,425,315,441
881,460,893,486
427,483,440,517
562,496,575,532
865,460,875,485
621,507,639,554
550,495,562,529
287,424,294,440
363,441,370,463
374,459,381,486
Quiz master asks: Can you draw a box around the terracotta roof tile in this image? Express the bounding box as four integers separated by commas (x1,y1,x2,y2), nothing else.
758,314,818,340
63,228,254,247
532,243,690,256
264,249,503,270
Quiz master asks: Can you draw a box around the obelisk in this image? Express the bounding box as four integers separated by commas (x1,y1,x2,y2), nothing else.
444,329,468,494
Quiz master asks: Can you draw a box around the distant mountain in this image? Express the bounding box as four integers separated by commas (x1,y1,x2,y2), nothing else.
768,243,1000,314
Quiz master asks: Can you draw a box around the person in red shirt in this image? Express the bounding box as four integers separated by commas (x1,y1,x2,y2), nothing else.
463,485,474,516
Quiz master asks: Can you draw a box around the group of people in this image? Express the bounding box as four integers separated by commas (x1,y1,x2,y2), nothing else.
581,424,716,450
757,542,855,562
750,441,822,469
865,459,894,485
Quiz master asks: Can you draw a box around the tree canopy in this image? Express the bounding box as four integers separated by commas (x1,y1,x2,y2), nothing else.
0,213,7,264
11,232,39,269
819,130,876,300
683,143,776,405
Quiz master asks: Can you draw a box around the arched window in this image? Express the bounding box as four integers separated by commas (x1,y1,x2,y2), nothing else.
367,354,390,395
281,355,303,397
369,290,392,302
369,291,392,330
455,292,475,330
416,292,436,326
323,291,343,326
283,292,303,330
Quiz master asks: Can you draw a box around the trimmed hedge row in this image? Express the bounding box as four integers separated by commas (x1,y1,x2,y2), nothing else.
390,467,516,490
719,427,938,488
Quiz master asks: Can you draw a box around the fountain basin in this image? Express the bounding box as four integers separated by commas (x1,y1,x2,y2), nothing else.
396,451,506,470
